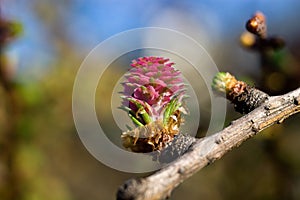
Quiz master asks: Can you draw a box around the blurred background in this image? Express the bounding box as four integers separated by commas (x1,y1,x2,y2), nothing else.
1,0,300,199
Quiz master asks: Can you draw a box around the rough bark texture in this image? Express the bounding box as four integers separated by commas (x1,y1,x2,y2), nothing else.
117,87,300,200
230,85,269,113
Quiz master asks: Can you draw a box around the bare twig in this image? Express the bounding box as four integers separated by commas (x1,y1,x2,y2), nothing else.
117,87,300,200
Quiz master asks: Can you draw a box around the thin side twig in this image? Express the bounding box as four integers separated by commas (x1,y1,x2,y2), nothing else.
117,87,300,200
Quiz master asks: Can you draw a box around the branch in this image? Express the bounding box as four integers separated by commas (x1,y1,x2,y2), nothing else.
117,87,300,200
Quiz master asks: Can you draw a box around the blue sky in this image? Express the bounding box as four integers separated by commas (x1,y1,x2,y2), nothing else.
2,0,300,79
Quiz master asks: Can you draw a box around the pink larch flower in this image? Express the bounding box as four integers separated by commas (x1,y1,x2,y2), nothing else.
121,56,187,152
122,56,186,124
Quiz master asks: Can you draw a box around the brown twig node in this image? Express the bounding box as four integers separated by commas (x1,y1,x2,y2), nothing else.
242,11,285,51
246,11,267,38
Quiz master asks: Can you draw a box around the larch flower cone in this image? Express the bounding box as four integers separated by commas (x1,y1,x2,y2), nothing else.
121,57,187,152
